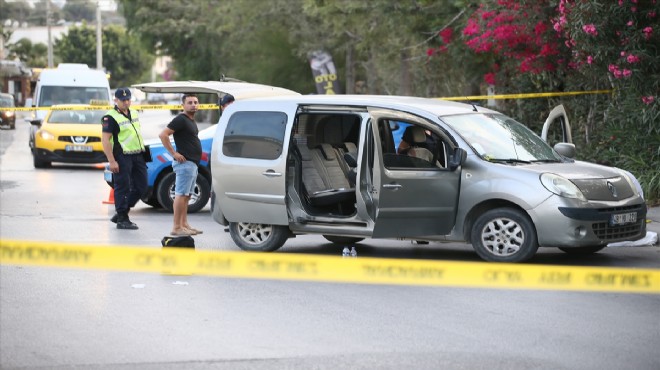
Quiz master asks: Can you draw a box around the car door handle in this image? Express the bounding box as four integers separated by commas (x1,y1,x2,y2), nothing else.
383,183,402,189
262,170,282,177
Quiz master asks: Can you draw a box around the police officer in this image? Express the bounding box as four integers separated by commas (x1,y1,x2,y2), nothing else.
101,88,148,230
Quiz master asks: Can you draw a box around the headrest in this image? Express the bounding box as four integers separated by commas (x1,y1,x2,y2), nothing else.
318,144,337,160
344,142,357,154
410,126,427,143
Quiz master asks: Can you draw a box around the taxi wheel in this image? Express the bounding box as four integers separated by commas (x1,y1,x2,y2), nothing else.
471,208,539,262
323,235,365,245
228,222,288,252
156,172,210,213
558,246,606,255
33,154,51,168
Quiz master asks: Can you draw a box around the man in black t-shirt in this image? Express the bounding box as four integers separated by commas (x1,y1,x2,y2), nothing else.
158,93,203,236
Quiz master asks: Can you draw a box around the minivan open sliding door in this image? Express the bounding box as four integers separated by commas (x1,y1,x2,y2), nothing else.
368,107,461,238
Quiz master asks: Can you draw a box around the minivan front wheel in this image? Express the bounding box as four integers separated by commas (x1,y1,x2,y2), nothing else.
229,222,288,252
471,208,538,262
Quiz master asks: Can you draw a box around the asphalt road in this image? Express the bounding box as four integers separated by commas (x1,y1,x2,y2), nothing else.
1,110,659,370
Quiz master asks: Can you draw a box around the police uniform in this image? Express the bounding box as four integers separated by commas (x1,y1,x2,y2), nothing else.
102,88,147,229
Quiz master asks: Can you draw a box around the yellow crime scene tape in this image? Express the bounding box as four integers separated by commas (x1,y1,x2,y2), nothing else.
3,89,614,112
3,104,219,112
438,89,613,101
1,239,658,294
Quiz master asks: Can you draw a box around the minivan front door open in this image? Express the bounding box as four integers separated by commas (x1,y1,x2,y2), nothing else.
368,108,461,238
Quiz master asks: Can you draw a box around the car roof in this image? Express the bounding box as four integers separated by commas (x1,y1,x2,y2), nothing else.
131,80,301,99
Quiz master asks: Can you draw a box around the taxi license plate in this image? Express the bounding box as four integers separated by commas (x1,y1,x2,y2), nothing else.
610,212,637,226
65,145,93,152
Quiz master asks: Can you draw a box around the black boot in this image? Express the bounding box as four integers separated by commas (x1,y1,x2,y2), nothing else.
116,213,138,230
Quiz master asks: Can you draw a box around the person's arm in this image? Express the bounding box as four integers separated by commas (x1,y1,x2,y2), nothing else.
158,127,186,163
397,140,411,154
102,132,119,173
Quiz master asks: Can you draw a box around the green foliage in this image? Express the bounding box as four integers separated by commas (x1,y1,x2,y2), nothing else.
26,0,64,26
54,24,154,87
6,37,48,67
0,0,32,24
62,0,96,22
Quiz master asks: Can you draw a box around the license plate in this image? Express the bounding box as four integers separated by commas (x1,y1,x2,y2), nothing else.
610,212,637,226
65,145,92,152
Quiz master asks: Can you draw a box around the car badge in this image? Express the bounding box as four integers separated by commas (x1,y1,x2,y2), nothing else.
607,181,618,198
72,136,88,144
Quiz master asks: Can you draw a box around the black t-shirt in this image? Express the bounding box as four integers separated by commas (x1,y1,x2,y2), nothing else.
167,113,202,164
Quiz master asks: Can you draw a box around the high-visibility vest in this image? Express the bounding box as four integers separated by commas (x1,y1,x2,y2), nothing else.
105,108,144,154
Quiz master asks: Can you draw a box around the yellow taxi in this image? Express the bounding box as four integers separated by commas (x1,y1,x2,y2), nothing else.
29,104,108,168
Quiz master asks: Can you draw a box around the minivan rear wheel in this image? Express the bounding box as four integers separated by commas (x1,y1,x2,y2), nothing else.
471,208,538,262
229,222,288,252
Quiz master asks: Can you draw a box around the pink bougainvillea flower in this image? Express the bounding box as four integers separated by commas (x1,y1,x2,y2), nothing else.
623,69,632,77
642,27,653,39
642,96,655,105
627,20,634,26
586,55,594,64
439,28,453,44
582,24,598,36
621,51,627,57
484,72,496,85
626,54,640,63
649,11,657,19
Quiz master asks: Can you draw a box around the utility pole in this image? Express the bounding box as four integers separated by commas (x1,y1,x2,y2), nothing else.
96,1,103,70
47,0,54,67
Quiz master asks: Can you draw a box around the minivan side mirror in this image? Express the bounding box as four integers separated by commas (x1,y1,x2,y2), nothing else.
554,142,576,159
29,119,42,126
448,148,467,170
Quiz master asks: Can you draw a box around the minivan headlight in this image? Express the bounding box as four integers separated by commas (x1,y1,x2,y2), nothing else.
540,173,587,201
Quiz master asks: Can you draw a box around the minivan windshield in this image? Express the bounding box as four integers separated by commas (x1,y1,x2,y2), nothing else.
39,86,110,106
442,113,563,162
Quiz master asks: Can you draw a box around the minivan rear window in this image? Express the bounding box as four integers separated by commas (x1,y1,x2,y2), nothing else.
223,111,287,160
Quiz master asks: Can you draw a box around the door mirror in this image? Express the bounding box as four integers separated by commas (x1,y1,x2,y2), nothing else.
448,148,467,170
554,142,576,159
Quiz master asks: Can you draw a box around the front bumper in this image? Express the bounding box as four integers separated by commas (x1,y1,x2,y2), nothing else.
33,148,108,164
531,196,647,248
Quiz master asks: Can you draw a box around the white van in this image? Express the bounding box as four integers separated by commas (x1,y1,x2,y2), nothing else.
26,63,111,124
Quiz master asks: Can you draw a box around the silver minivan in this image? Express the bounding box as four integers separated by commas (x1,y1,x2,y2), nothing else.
135,81,647,262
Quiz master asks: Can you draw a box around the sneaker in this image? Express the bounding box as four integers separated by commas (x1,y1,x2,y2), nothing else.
110,214,118,223
117,220,139,230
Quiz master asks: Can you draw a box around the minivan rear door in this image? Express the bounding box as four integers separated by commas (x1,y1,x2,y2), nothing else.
368,108,461,238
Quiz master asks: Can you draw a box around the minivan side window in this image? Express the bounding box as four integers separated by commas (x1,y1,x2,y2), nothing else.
223,111,288,160
379,119,445,170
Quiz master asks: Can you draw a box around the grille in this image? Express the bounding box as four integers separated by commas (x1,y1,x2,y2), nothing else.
592,220,644,240
58,136,101,143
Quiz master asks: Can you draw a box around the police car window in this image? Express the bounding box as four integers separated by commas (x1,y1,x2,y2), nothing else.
223,111,287,160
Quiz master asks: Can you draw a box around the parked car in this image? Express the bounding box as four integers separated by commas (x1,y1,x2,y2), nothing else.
130,81,647,262
0,93,16,129
29,105,107,168
105,125,215,213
